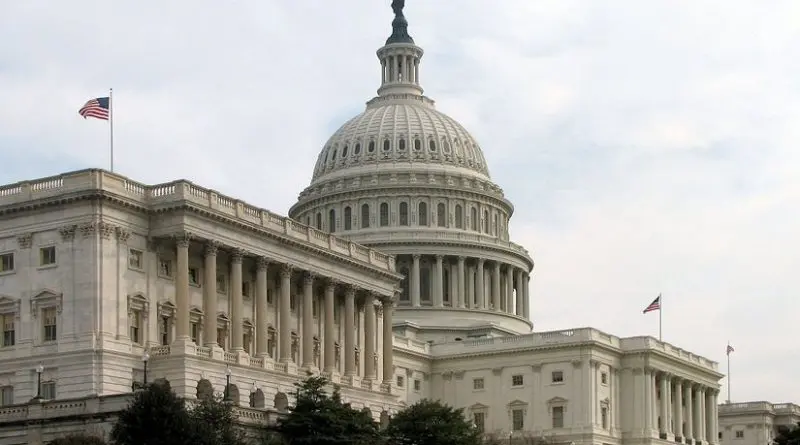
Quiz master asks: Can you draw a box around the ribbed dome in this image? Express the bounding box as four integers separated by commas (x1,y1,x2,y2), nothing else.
310,100,491,185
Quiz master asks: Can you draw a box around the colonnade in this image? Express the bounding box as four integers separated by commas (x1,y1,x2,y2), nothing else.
642,368,719,443
169,233,394,384
397,254,530,318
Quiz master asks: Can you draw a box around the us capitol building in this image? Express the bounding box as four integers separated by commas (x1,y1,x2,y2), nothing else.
0,2,724,444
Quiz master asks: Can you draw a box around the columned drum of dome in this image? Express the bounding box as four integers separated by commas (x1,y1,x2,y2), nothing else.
289,1,534,336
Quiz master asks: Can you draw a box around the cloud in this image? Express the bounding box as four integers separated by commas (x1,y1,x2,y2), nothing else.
1,0,797,403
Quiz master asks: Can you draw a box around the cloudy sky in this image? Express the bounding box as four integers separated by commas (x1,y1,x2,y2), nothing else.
1,1,797,404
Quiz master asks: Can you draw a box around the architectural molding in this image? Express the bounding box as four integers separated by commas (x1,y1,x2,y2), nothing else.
59,225,77,241
17,233,32,249
0,295,21,317
127,293,149,317
30,289,63,316
116,226,131,244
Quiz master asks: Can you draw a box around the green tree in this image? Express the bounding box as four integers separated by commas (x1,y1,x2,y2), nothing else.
775,422,800,445
385,399,482,445
110,382,195,445
49,433,108,445
268,376,382,445
189,394,247,445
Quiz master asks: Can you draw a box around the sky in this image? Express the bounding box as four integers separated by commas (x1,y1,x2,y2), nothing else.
0,1,797,404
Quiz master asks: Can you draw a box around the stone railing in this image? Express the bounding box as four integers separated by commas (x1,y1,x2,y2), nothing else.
720,402,800,415
393,336,430,354
350,230,531,258
0,169,396,273
772,403,800,415
619,336,719,370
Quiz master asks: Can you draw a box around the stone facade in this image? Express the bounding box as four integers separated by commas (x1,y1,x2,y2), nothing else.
718,401,800,445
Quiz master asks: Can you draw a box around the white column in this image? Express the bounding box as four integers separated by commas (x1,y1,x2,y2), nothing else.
278,264,292,363
457,256,466,308
255,257,269,357
514,269,524,315
476,259,485,309
467,265,475,308
685,382,694,440
382,295,394,385
694,387,703,441
523,273,531,319
675,380,684,438
505,266,514,313
660,373,670,436
492,262,501,311
323,280,336,373
364,293,376,379
344,286,356,376
203,242,219,347
434,255,444,307
711,390,719,444
174,234,191,340
643,368,652,432
230,250,244,351
411,254,421,307
301,272,315,369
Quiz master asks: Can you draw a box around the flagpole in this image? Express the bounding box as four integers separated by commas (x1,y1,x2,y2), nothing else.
109,88,114,172
659,293,662,341
727,343,731,403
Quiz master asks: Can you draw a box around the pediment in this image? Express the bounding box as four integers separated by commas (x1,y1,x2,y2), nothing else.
470,402,489,410
547,396,568,404
31,288,61,301
507,399,528,407
30,289,62,316
128,293,149,314
0,295,21,315
217,312,230,322
157,300,176,317
189,306,203,315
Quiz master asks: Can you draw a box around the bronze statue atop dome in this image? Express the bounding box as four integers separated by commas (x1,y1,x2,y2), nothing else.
391,0,405,17
386,0,414,44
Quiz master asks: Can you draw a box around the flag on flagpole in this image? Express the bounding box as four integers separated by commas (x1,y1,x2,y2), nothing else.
642,295,661,314
726,344,734,355
78,97,110,120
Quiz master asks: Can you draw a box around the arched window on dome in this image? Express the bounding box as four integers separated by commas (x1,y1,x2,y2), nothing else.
398,139,406,151
399,266,410,302
442,140,451,153
344,206,352,231
316,213,323,231
383,140,391,152
455,205,463,229
470,207,478,231
379,203,389,227
399,202,409,226
328,209,336,233
437,203,446,228
429,140,436,152
368,141,376,153
418,202,428,226
332,149,338,161
494,214,499,237
342,145,349,157
354,143,361,155
483,210,489,234
361,204,370,228
414,139,422,151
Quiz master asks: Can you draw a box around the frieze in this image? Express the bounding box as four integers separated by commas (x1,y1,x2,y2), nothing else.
80,221,116,239
17,233,32,249
59,225,77,241
115,227,130,244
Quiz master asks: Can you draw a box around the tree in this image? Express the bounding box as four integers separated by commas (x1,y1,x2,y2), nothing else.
189,394,247,445
775,422,800,445
268,376,382,445
384,399,482,445
49,434,107,445
110,382,195,445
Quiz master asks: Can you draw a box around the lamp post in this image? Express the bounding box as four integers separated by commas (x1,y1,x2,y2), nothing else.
223,366,232,402
32,363,44,401
142,351,150,385
250,382,257,408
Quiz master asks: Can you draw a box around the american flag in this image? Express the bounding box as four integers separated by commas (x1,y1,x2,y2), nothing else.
726,344,734,355
78,97,110,120
642,294,661,314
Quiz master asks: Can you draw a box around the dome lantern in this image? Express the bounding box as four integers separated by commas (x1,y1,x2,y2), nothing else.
376,0,425,98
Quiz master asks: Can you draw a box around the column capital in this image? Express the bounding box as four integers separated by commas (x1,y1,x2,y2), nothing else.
412,253,421,260
477,258,485,265
493,261,501,270
435,254,444,261
173,232,193,248
302,271,315,285
230,248,245,264
256,256,270,270
280,263,293,278
457,255,465,262
325,277,340,289
382,294,396,306
344,284,357,297
204,240,220,257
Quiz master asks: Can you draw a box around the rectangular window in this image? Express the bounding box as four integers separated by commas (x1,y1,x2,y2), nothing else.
128,249,143,269
130,311,141,344
601,372,608,385
39,246,56,266
735,431,744,439
396,375,404,387
188,267,200,285
512,409,524,431
41,381,56,400
0,386,13,406
158,258,173,278
160,317,171,346
511,374,524,387
216,274,227,293
43,308,57,342
0,253,14,273
552,406,564,428
552,370,564,383
242,281,251,298
601,406,608,429
2,315,14,347
191,322,200,344
413,379,421,391
217,328,227,350
473,412,485,433
473,378,484,390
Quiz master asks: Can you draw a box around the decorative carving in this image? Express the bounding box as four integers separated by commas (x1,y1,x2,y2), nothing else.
256,256,270,270
80,221,115,239
127,293,150,318
229,248,245,263
405,368,413,377
412,253,421,260
302,271,315,285
531,364,542,372
453,370,465,380
279,263,293,279
442,370,453,381
571,359,582,368
173,232,192,248
204,241,219,257
158,301,177,318
491,367,503,375
375,304,384,317
59,225,77,242
17,233,32,249
115,227,130,244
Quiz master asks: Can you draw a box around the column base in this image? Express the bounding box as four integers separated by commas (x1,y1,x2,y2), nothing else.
235,350,250,365
278,360,297,375
342,374,361,387
170,337,196,355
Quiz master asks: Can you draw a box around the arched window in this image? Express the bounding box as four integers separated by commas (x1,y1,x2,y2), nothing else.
368,141,376,152
399,139,406,151
316,213,322,230
400,267,410,301
383,140,391,151
328,209,336,233
344,206,352,231
437,203,446,227
379,203,389,227
414,139,422,151
470,207,478,231
342,145,349,157
429,140,436,152
399,202,409,226
443,268,450,304
455,205,463,229
483,210,489,234
354,143,361,154
418,202,428,226
305,216,310,226
361,204,370,228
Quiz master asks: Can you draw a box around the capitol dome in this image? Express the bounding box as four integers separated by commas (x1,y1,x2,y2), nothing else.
290,1,534,338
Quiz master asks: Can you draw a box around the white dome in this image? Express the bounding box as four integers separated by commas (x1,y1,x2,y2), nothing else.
310,99,491,185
